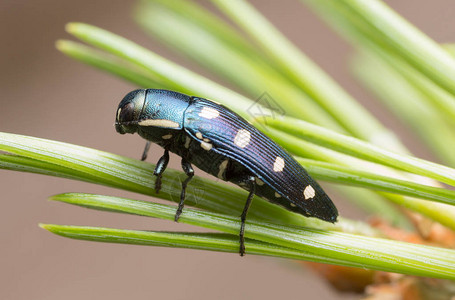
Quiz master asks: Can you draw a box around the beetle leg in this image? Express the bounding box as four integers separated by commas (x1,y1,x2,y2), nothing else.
239,175,256,256
141,141,151,161
175,158,194,222
153,149,169,194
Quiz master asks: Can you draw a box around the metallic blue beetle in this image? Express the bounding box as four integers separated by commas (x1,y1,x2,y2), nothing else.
115,89,338,255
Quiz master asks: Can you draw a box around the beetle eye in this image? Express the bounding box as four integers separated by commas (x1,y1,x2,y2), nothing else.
119,102,135,123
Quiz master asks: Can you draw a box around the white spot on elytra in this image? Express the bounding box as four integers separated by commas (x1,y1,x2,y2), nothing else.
290,202,297,207
196,132,203,139
138,119,179,128
201,141,212,151
233,129,250,148
162,134,172,139
198,107,220,119
255,178,264,186
217,159,229,179
275,192,281,198
303,185,315,200
273,156,285,172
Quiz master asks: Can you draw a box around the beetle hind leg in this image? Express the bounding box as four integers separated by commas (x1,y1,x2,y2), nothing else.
174,158,194,222
153,149,169,194
239,175,256,256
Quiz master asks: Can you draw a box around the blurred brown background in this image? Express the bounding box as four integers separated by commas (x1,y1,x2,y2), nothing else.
1,1,453,299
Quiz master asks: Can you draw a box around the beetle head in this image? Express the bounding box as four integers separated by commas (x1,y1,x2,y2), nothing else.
115,89,146,134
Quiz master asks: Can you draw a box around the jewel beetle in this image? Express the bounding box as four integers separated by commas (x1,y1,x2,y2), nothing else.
115,89,338,255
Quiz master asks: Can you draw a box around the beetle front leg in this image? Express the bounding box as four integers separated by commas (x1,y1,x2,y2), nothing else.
175,158,194,222
141,141,151,161
239,175,256,256
153,149,169,194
